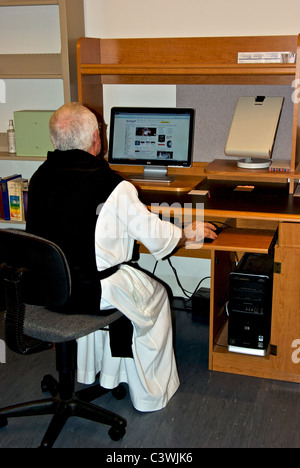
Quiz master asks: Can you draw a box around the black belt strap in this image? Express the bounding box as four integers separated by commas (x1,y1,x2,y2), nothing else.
97,261,140,281
97,261,139,359
97,242,140,281
97,265,119,280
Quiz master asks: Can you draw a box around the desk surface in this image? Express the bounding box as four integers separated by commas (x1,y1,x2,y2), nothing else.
139,179,300,223
122,173,201,193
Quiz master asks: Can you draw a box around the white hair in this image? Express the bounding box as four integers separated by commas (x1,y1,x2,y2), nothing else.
49,102,98,152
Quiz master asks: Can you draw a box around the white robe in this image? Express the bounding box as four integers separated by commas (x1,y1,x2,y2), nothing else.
77,180,182,412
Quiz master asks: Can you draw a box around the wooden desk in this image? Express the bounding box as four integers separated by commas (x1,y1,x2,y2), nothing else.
116,172,201,193
138,178,300,384
76,33,300,383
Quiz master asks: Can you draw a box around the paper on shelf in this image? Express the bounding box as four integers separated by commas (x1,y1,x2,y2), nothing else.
237,52,296,64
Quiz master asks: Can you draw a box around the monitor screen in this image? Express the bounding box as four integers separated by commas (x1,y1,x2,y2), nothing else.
108,107,194,182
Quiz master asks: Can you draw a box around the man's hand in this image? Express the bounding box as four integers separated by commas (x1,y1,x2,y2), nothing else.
177,221,217,248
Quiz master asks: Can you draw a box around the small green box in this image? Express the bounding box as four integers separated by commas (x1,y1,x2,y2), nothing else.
14,110,54,157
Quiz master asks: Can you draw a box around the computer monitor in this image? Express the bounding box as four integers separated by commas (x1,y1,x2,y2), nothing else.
225,96,284,169
108,107,195,183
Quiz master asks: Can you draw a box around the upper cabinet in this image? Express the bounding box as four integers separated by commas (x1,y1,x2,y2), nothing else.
77,35,299,86
77,35,300,192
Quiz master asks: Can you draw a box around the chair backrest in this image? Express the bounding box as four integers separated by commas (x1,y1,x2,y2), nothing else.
0,229,71,308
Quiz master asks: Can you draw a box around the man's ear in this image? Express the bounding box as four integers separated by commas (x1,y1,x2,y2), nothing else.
91,129,101,156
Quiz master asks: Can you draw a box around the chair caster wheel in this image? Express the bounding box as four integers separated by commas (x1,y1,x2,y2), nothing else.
112,384,126,400
41,374,59,397
108,425,126,441
0,415,8,428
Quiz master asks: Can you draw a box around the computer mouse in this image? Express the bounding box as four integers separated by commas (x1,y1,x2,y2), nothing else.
204,223,223,243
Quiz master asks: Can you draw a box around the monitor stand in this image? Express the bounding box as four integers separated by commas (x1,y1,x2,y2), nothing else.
237,157,271,169
128,166,175,183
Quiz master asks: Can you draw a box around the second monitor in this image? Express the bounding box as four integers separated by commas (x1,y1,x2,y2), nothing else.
108,107,195,183
225,96,284,169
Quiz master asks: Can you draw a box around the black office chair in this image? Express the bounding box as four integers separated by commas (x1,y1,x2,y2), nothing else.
0,229,127,448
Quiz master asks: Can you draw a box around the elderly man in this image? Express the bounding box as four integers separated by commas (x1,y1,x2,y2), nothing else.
26,102,217,412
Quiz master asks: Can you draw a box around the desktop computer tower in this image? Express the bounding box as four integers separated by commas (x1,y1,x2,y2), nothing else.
228,253,274,356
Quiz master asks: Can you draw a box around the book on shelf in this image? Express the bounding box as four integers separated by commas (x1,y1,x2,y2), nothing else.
22,178,29,220
0,174,28,222
0,181,3,220
268,159,291,173
1,174,21,221
7,177,28,222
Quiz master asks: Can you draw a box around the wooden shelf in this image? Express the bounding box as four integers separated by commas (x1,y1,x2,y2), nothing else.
80,63,296,87
0,219,25,224
212,320,270,363
208,227,275,253
0,53,62,79
0,133,47,159
0,153,46,161
121,173,201,193
205,159,292,181
0,1,58,5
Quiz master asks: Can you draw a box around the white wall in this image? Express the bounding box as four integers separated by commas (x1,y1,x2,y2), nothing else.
0,5,60,54
84,0,300,38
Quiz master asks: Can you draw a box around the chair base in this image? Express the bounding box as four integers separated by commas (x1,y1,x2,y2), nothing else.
0,376,127,448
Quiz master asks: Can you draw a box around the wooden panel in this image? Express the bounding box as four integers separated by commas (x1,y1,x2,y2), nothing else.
270,244,300,380
0,53,62,78
209,250,233,368
290,35,300,173
177,229,275,254
80,63,296,77
77,37,101,66
235,218,279,230
278,221,300,247
78,36,297,87
98,36,298,66
210,228,275,253
98,74,294,86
